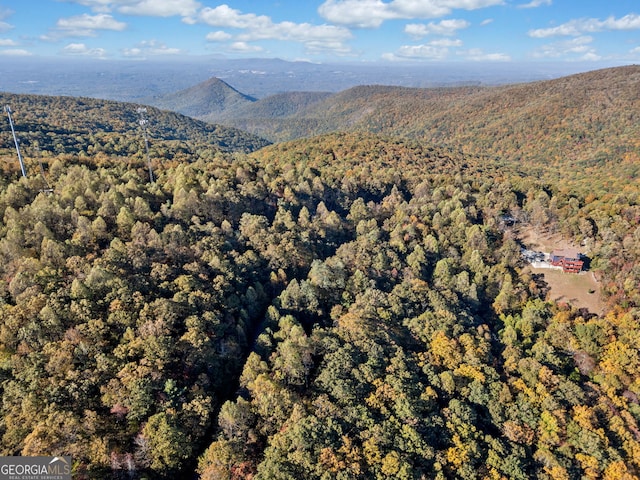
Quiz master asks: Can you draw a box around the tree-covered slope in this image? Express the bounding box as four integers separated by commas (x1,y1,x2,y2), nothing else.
0,92,270,157
219,66,640,180
0,153,274,477
200,132,640,480
1,127,638,479
219,84,477,142
219,91,333,121
145,77,256,119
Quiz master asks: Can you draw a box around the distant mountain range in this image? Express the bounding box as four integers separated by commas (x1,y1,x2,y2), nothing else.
3,64,637,186
145,65,639,179
1,57,619,101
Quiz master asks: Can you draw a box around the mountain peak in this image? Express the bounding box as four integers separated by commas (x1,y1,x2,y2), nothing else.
148,76,256,118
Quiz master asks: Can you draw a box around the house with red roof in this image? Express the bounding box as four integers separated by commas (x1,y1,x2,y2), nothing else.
550,248,584,273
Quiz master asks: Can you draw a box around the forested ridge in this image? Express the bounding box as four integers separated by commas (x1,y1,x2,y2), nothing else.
0,69,639,480
0,92,270,157
146,77,257,120
219,66,640,183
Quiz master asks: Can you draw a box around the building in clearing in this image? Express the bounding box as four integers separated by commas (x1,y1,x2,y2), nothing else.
549,248,584,273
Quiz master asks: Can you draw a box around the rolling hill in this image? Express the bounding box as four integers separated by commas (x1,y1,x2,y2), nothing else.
219,91,333,120
0,92,270,158
214,65,640,181
145,77,256,120
146,76,333,126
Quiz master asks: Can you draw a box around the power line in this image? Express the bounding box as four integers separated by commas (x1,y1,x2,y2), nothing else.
34,144,53,194
5,105,27,178
137,107,154,183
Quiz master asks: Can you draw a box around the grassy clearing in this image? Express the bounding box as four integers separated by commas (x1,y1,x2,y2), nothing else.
516,225,605,315
526,266,605,315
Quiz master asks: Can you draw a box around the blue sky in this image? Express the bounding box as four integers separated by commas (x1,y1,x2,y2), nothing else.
0,0,639,63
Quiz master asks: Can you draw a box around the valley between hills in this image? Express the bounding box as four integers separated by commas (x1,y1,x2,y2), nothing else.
0,65,639,479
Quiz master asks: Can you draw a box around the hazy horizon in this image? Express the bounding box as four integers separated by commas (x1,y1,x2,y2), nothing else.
0,55,631,101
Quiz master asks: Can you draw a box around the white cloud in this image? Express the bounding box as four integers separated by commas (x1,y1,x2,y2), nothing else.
405,19,470,37
581,52,602,61
532,35,600,60
229,41,263,53
318,0,503,28
238,22,351,44
518,0,551,8
631,46,640,55
305,40,353,55
0,48,31,56
61,0,200,17
429,38,463,47
0,7,14,32
122,47,142,57
320,0,403,28
529,13,640,38
0,38,17,46
459,48,510,61
62,42,107,57
381,52,401,61
196,5,352,55
56,13,126,36
118,0,200,17
60,0,115,13
122,39,183,57
384,34,470,61
198,5,264,29
206,31,232,42
392,44,450,59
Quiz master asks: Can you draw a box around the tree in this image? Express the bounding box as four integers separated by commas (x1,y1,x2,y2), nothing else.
140,412,191,472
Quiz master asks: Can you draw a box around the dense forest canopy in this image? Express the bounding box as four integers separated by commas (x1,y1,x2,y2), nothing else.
0,67,639,479
0,92,270,157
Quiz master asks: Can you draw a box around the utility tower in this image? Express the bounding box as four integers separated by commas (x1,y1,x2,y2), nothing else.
34,144,53,194
137,107,154,183
5,106,27,178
